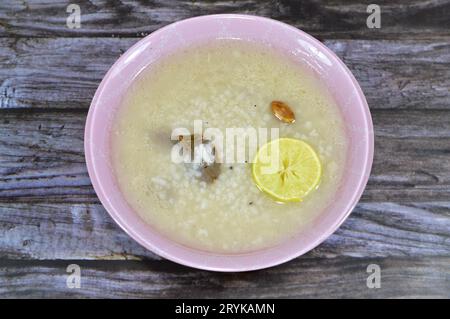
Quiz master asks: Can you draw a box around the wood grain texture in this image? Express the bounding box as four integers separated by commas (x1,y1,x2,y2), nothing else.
2,110,450,202
1,38,449,110
0,1,449,299
0,201,449,260
0,0,449,39
0,202,157,261
0,257,448,298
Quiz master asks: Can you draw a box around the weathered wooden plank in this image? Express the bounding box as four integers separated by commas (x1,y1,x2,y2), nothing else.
1,38,449,110
0,38,133,109
0,0,449,39
0,202,158,261
0,257,448,298
0,201,449,260
330,40,450,111
1,110,450,202
0,111,94,201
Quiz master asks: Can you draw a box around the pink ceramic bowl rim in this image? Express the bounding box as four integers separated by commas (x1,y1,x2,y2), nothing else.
85,14,374,272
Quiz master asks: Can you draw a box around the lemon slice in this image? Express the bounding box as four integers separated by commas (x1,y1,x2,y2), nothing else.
252,138,322,202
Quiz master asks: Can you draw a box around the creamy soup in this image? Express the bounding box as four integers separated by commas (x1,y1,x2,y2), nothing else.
112,40,348,253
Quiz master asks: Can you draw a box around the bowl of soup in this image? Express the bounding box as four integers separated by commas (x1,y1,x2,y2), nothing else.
85,14,373,271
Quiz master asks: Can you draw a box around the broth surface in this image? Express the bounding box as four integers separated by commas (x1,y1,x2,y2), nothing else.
112,40,348,253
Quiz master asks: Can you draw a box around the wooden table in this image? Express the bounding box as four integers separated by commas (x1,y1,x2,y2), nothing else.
0,1,449,298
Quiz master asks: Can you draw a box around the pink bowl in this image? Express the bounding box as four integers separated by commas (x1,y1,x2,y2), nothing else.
85,14,374,271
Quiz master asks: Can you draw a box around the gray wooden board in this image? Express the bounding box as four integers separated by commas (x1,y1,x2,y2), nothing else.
0,201,449,261
0,257,448,298
0,38,449,110
0,0,449,39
